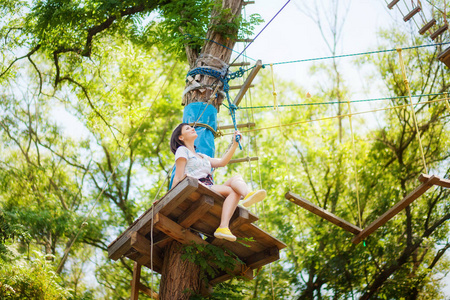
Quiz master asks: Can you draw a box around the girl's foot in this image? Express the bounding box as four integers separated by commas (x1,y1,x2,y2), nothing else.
242,190,266,207
214,227,236,242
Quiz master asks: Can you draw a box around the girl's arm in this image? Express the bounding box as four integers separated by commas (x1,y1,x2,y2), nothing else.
172,158,187,187
209,131,242,168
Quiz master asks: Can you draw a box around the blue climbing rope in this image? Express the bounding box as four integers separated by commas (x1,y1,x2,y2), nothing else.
186,66,248,149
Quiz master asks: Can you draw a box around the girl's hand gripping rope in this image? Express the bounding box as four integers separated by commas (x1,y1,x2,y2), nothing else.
233,130,243,150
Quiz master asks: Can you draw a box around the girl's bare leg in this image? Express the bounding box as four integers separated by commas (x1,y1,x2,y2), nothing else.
223,175,249,197
211,184,241,228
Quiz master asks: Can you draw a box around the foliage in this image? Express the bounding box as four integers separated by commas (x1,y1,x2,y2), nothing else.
0,251,71,300
1,0,450,299
182,241,242,281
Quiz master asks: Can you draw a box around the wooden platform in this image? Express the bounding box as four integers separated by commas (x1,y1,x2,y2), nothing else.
286,174,448,245
108,176,286,285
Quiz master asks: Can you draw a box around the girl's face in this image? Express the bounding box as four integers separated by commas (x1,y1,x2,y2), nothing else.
179,125,197,142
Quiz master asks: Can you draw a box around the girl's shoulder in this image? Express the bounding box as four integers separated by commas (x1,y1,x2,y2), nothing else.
175,146,189,157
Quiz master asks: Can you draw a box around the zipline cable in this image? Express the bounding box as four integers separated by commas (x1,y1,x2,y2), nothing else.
222,97,449,135
230,92,447,110
260,42,450,67
229,0,291,66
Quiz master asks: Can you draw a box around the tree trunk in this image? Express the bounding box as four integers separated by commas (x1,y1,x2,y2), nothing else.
161,0,243,297
183,0,243,110
159,241,201,300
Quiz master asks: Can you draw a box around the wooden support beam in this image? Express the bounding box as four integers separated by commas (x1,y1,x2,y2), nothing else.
131,262,141,300
229,84,254,90
154,213,252,282
437,47,450,69
130,232,164,272
285,191,362,235
229,156,259,164
230,62,251,67
430,24,448,40
243,1,255,5
419,19,436,35
245,246,279,269
387,0,400,9
233,59,262,106
230,206,250,231
178,195,214,228
108,177,198,260
217,122,255,131
418,173,450,188
403,6,421,22
236,38,254,43
137,282,159,299
352,175,440,244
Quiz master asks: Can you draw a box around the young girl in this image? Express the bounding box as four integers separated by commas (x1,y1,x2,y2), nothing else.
170,123,266,242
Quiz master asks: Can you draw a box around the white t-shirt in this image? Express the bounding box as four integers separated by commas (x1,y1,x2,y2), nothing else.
175,146,212,179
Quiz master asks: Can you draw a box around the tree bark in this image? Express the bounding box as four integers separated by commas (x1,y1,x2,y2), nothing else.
159,241,201,300
182,0,243,110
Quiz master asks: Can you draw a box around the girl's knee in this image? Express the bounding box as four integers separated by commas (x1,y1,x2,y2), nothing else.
231,174,245,182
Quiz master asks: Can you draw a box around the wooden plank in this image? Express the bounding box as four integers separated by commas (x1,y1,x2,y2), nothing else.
431,24,448,40
229,156,259,164
136,254,162,273
244,246,279,269
229,84,254,90
154,213,209,246
403,6,421,22
352,176,439,244
419,19,436,35
285,191,362,235
217,122,255,131
230,62,251,67
239,223,287,250
108,176,198,260
130,232,164,271
419,173,450,188
137,282,159,299
178,195,214,228
229,206,250,231
233,59,262,106
387,0,399,9
438,46,450,69
130,262,141,300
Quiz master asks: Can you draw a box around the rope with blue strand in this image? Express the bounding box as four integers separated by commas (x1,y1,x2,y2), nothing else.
186,66,247,149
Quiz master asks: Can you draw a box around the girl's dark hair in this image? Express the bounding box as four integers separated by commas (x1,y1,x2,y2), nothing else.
170,123,189,154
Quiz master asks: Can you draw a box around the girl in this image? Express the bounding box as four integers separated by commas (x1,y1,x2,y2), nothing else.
170,123,266,242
